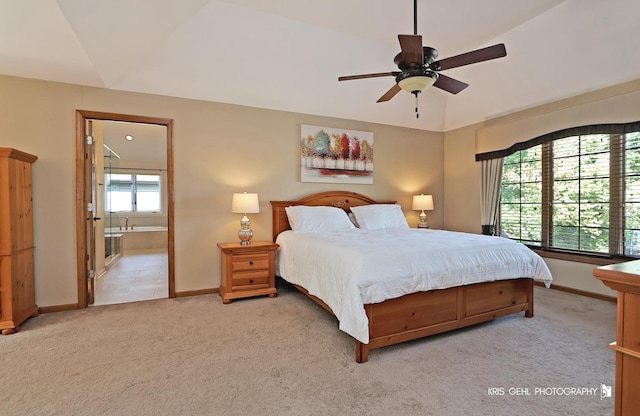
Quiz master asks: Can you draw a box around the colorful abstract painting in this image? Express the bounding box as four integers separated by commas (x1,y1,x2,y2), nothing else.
300,125,374,184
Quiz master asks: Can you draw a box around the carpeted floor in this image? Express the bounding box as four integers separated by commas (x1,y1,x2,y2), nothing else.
0,281,616,416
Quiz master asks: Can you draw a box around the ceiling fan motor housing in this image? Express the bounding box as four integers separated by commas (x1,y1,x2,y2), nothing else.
394,46,439,70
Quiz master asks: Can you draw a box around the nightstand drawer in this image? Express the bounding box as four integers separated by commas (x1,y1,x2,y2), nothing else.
232,271,270,290
231,254,270,272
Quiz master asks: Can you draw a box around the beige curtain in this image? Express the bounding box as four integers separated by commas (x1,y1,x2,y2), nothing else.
480,158,504,235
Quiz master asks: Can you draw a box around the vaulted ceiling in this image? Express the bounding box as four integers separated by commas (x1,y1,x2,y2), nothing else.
1,0,638,132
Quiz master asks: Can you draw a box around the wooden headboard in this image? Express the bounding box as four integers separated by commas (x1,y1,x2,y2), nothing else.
269,191,396,241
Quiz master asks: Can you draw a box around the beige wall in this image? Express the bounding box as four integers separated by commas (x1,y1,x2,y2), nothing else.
443,123,482,234
476,79,640,154
444,79,640,298
0,75,444,307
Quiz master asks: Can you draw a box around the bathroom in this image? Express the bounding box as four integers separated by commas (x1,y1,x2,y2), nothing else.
95,120,169,305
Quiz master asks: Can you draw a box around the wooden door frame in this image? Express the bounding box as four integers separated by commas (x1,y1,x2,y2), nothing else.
75,110,175,308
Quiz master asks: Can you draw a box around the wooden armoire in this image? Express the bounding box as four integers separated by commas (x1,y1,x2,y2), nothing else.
0,148,38,335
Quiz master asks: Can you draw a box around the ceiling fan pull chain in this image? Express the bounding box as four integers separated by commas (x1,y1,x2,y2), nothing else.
413,0,418,35
415,92,420,118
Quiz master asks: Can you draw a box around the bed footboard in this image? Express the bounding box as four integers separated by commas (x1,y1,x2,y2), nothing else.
356,278,533,363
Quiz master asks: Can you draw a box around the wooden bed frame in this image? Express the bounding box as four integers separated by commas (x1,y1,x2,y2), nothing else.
270,191,533,363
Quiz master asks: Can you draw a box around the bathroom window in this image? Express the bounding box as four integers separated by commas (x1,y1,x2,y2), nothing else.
105,172,161,212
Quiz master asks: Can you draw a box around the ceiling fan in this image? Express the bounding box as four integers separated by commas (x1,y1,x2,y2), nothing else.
338,0,507,117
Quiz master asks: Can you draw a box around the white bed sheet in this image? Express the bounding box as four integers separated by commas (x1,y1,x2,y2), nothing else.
275,228,553,344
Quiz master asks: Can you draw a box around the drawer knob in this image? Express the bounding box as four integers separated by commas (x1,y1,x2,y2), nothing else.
249,261,254,265
249,279,254,283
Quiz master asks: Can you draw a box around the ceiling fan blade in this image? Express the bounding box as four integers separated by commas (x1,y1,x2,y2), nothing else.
338,72,399,81
433,43,506,71
433,74,469,94
377,84,402,102
398,34,423,67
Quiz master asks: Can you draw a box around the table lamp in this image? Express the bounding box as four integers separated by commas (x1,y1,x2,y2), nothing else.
412,194,434,229
231,192,259,245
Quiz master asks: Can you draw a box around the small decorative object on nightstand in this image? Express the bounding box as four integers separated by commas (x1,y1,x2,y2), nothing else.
231,192,260,245
412,194,434,229
217,241,278,304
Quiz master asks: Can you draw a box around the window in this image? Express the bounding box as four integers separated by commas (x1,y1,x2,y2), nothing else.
501,146,542,246
498,125,640,258
105,171,162,213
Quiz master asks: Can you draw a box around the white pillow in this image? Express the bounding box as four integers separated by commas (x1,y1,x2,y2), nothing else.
350,204,409,230
285,205,356,232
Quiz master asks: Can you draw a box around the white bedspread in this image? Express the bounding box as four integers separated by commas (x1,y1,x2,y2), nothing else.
275,228,553,344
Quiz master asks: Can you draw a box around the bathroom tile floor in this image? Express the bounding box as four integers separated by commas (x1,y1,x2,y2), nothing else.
94,248,168,306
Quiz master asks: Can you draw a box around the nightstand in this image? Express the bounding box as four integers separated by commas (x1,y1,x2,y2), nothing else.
217,241,279,304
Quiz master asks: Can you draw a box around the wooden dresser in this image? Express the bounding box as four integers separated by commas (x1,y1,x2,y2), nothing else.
594,260,640,416
0,148,38,335
217,241,278,304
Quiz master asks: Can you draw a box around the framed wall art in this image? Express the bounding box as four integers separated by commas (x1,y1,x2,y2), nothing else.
300,124,374,184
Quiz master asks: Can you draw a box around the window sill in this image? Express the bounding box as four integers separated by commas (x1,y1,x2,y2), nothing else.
531,249,628,266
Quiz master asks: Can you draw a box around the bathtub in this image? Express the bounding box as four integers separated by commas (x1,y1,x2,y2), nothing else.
106,226,168,252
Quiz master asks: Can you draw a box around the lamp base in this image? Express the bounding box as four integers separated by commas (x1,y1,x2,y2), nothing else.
238,229,253,245
238,215,253,245
418,211,428,229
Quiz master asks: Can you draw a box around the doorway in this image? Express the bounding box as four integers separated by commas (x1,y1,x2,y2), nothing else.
75,111,175,308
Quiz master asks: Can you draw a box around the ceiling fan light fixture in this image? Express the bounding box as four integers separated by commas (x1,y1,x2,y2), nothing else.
396,70,438,95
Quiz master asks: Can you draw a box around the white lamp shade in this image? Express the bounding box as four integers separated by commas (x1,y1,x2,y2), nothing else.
412,194,434,211
231,192,260,214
